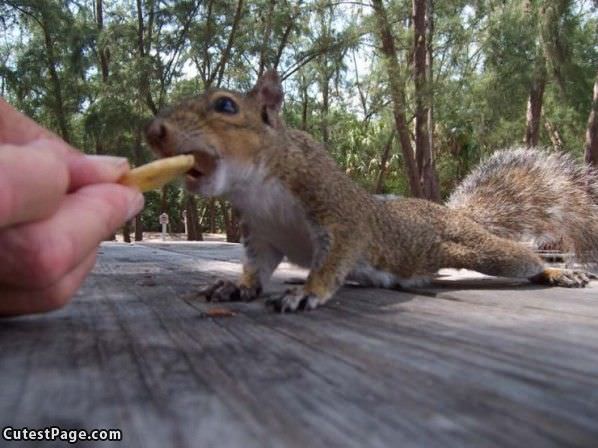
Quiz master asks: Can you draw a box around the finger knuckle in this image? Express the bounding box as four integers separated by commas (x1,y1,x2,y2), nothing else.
19,233,72,288
28,146,70,194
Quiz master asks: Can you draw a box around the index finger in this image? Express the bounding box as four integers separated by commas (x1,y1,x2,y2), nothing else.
0,140,132,228
0,143,69,228
0,100,133,189
0,98,60,145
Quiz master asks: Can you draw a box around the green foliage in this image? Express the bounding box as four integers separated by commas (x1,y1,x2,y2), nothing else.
0,0,596,227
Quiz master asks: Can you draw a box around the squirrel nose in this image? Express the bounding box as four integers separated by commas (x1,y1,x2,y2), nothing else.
145,118,179,158
145,118,168,146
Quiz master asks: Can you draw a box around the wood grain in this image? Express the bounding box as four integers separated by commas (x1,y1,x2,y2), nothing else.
0,241,597,448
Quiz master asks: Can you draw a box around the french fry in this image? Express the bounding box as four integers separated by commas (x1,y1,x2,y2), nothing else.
119,155,195,192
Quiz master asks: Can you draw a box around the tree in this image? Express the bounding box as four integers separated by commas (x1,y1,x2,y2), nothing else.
1,0,596,220
585,69,598,167
374,130,395,193
371,0,424,198
413,0,440,201
2,0,83,143
524,56,547,147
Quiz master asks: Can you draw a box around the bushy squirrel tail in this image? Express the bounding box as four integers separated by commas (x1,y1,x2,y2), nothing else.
446,147,598,269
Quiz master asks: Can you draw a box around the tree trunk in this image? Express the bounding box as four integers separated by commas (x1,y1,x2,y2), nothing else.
301,96,308,131
96,0,109,82
544,118,564,152
372,0,423,198
220,201,241,243
321,74,330,145
585,69,598,167
39,11,70,143
413,0,440,202
215,0,244,87
123,220,132,243
425,0,440,201
208,198,217,233
258,0,277,76
539,0,568,99
134,215,143,241
317,10,333,146
220,201,230,239
300,76,309,131
524,59,547,147
272,12,296,71
185,194,203,241
374,130,395,194
160,186,168,213
136,0,158,114
229,211,241,243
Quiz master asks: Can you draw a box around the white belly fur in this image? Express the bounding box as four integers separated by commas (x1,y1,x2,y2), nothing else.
348,261,431,288
226,169,314,267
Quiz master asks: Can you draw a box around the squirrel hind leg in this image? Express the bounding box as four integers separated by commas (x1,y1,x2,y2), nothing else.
529,268,597,288
438,238,595,288
438,239,545,280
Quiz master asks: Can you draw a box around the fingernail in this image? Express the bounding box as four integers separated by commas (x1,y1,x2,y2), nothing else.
126,191,145,221
85,155,129,169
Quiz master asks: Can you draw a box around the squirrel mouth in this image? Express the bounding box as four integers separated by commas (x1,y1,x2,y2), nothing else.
185,151,217,181
186,167,204,180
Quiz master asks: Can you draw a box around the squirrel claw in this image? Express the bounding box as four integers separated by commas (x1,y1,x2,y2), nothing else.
530,268,593,288
199,280,260,302
266,289,320,313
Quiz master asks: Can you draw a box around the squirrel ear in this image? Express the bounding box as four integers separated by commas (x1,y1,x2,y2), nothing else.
249,70,283,127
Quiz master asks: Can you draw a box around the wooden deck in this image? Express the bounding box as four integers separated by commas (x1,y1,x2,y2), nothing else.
1,241,597,447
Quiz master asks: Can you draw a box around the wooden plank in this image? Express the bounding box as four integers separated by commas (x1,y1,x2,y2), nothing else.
0,241,597,448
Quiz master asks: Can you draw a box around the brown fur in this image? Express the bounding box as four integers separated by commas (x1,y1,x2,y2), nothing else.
447,148,598,270
146,71,595,312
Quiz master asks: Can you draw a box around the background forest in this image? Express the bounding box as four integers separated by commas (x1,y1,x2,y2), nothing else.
1,0,597,241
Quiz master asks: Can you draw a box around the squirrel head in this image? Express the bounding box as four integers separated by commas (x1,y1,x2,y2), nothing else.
145,70,285,197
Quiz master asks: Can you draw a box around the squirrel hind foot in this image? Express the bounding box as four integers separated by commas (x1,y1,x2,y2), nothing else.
529,268,596,288
199,279,261,302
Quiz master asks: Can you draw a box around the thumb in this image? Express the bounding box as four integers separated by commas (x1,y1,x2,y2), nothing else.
0,184,144,289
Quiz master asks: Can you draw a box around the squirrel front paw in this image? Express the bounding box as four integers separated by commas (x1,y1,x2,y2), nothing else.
265,288,321,313
199,279,261,302
530,268,597,288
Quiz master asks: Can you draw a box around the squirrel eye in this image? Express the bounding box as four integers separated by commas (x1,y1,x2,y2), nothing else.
213,97,238,114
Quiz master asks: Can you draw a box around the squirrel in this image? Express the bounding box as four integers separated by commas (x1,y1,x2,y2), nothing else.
145,70,598,312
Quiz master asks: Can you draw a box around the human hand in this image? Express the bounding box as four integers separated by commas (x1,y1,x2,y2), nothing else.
0,98,144,316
